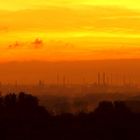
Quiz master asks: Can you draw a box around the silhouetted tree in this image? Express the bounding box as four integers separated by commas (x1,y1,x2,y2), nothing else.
114,101,131,114
4,93,17,108
0,92,139,140
94,101,114,115
18,92,39,108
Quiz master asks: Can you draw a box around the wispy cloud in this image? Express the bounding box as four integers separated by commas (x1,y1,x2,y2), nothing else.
0,6,140,61
0,6,140,34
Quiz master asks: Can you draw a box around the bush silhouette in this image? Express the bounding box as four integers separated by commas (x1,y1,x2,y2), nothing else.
94,101,114,115
0,93,139,140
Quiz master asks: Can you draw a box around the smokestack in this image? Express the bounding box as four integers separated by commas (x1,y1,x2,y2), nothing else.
83,77,86,85
110,73,113,86
98,72,101,86
106,75,109,86
57,73,59,86
103,72,106,86
63,75,66,87
66,77,69,86
123,75,126,86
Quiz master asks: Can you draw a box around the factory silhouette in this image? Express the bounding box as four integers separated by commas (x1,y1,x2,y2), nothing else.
0,72,138,96
0,70,139,140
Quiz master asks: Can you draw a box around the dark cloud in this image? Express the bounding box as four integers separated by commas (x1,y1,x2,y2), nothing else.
7,39,44,50
31,38,44,49
7,41,21,49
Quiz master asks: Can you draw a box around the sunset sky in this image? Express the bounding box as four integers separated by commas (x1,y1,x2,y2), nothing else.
0,0,140,61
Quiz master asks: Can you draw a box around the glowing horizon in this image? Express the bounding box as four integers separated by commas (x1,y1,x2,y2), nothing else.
0,0,140,61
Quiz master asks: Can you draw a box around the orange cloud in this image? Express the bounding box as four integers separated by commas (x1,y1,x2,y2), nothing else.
0,6,140,33
0,6,140,61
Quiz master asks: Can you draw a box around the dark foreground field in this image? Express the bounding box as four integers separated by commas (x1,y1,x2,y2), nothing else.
0,92,140,140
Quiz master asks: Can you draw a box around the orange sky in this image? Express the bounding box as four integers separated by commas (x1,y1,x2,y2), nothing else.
0,0,140,61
